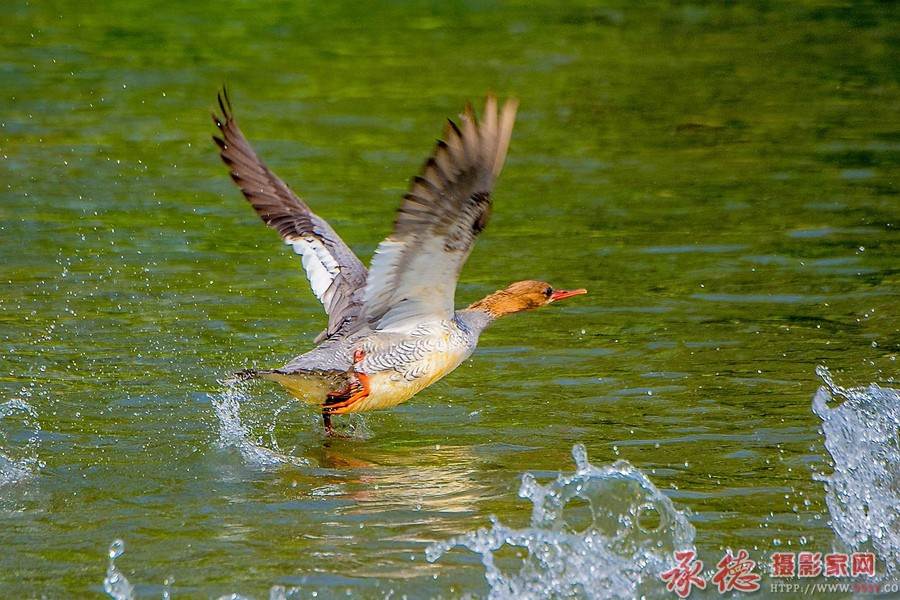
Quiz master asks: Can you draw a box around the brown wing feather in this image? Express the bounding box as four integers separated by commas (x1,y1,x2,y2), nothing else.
362,96,518,331
212,89,368,341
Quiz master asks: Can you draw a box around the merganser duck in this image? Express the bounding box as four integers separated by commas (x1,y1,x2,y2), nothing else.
213,90,586,435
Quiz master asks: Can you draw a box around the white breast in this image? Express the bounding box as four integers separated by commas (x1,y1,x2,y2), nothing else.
337,321,477,413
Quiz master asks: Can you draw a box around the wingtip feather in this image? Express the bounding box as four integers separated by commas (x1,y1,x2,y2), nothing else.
493,96,518,178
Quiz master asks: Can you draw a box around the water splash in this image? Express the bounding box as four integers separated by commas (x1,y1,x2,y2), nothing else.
103,539,134,600
0,398,43,485
426,444,696,599
812,365,900,577
211,386,309,468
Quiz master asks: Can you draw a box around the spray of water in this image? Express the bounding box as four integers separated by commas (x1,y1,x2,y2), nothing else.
0,398,43,485
210,385,309,468
426,444,696,599
813,366,900,577
103,540,134,600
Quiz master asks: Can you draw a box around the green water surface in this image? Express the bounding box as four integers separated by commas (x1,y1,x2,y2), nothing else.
1,1,897,598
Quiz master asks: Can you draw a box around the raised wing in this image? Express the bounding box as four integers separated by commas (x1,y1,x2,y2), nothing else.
212,89,368,342
361,96,518,332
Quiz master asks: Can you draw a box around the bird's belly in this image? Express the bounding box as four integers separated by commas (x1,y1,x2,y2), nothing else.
339,348,470,414
264,329,475,414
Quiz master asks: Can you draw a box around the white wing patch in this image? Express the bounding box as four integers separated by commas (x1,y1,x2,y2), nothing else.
288,237,341,307
363,235,462,332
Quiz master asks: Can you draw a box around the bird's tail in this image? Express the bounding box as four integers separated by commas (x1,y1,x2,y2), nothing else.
222,368,266,386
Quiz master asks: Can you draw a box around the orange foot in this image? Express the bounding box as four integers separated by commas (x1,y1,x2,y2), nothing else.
322,349,370,436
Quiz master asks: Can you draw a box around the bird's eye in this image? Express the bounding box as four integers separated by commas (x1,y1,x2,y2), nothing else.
544,287,553,298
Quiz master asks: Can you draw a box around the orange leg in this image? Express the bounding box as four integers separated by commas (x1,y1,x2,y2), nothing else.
322,349,370,436
326,349,366,400
323,371,370,412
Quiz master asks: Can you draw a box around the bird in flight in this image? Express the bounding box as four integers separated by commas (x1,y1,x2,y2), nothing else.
213,91,586,436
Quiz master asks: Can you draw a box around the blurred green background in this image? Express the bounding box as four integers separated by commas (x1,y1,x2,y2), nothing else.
0,1,896,597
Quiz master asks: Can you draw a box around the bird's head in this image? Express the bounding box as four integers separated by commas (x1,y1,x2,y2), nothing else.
467,280,587,318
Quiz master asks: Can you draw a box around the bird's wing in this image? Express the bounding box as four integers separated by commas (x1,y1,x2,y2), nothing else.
213,89,368,342
361,95,518,332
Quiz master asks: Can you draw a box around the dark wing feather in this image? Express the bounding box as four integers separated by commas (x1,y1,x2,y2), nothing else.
361,96,518,331
212,89,367,342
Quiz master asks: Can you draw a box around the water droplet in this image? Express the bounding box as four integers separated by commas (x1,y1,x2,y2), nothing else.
570,443,589,471
108,539,125,560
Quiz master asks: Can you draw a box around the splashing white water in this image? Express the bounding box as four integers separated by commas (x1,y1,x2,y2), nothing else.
211,386,309,468
813,365,900,577
426,444,695,599
103,539,135,600
0,398,43,485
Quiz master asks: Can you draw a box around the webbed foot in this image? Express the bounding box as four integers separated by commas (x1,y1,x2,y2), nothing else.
322,349,370,435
